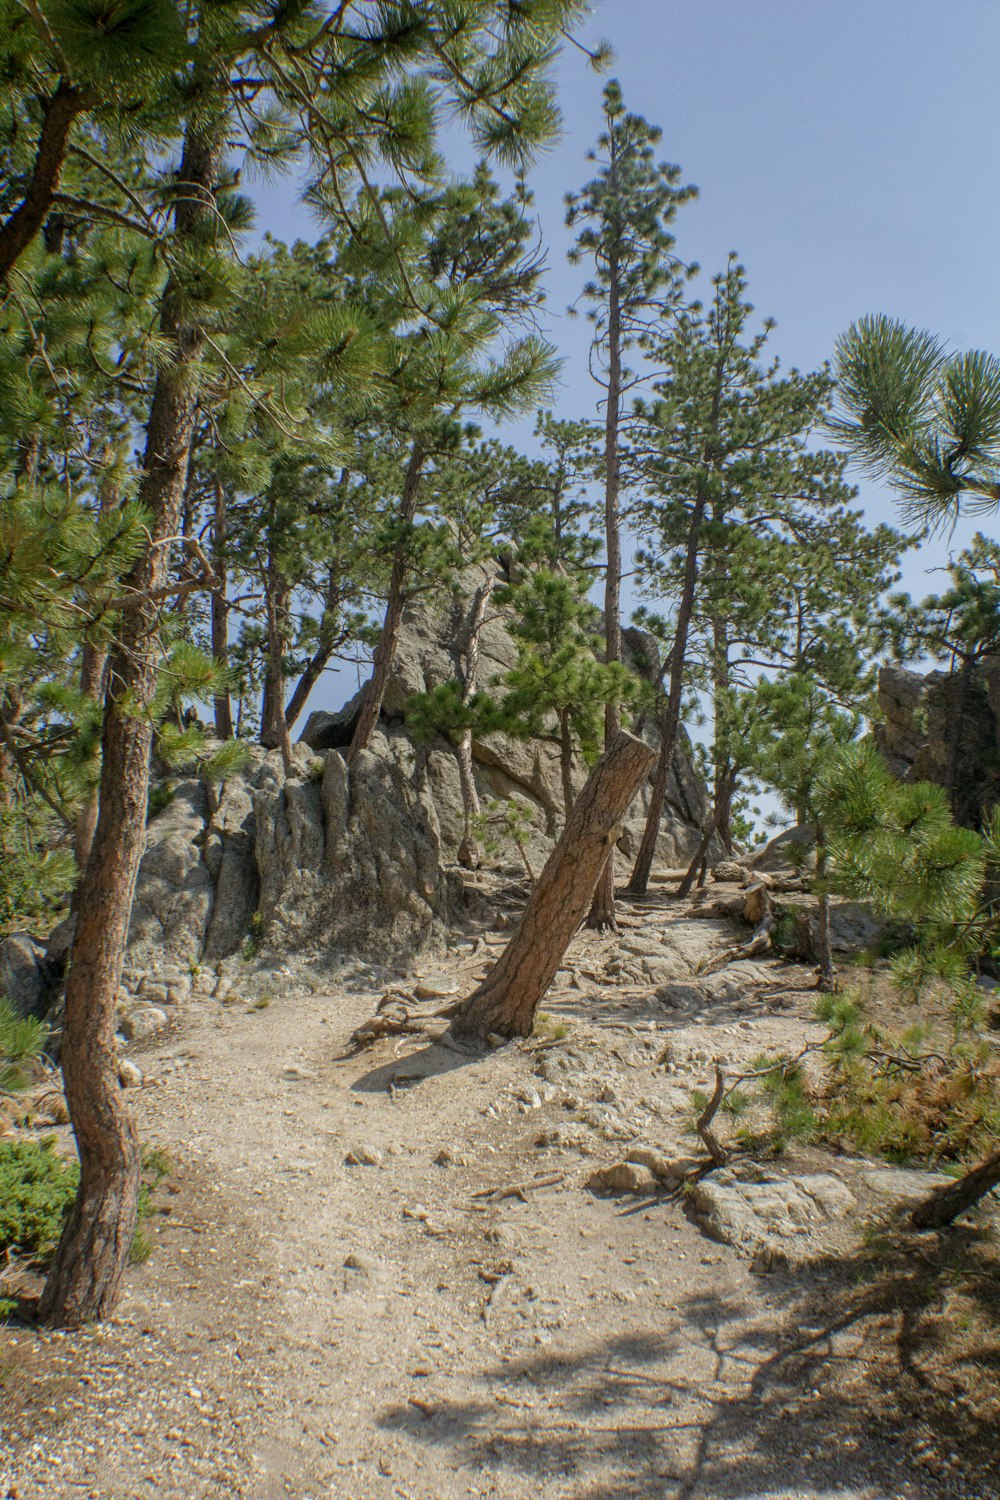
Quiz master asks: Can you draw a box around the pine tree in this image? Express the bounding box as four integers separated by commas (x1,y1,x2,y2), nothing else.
566,79,695,928
627,260,900,891
27,0,589,1327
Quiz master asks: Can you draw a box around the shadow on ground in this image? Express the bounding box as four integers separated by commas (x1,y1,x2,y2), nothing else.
376,1231,1000,1500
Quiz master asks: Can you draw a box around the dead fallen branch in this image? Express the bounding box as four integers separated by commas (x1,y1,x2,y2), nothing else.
469,1171,565,1206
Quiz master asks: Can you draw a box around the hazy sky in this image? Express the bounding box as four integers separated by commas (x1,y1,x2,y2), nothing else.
254,0,1000,709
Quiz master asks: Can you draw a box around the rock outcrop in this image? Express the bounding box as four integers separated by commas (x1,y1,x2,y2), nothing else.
21,570,712,986
301,567,711,873
0,933,52,1019
876,661,1000,827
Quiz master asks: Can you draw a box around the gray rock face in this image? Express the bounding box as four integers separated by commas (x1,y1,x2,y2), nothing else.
691,1164,856,1263
862,1166,952,1208
301,564,712,872
0,933,51,1018
128,779,216,967
123,568,713,974
251,734,457,963
876,660,1000,827
203,775,259,960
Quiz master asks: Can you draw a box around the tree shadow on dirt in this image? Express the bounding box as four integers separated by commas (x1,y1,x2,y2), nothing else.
376,1231,1000,1499
350,1037,485,1094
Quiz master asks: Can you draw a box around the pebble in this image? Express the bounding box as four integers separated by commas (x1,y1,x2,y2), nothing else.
344,1145,383,1167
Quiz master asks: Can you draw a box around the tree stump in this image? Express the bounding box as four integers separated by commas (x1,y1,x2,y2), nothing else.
451,729,656,1043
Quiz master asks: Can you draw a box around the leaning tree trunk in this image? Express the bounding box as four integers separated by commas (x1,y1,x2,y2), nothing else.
911,1149,1000,1229
347,444,425,766
587,253,624,932
75,475,118,876
455,574,495,869
628,487,709,895
451,730,656,1044
40,127,222,1330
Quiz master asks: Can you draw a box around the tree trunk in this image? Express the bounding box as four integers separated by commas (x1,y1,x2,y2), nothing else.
0,79,88,282
710,613,734,853
815,837,835,991
285,468,351,731
347,444,424,765
455,575,495,869
627,488,709,895
210,479,233,740
911,1149,1000,1229
586,244,623,933
452,730,656,1043
261,559,293,772
40,127,222,1329
0,689,22,811
75,477,117,875
73,637,109,876
676,768,738,899
559,708,575,822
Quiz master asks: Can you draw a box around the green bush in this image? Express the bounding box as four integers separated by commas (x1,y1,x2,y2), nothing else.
0,1138,78,1266
0,999,48,1092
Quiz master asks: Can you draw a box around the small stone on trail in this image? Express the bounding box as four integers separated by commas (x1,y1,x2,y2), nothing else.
344,1145,383,1167
343,1251,378,1274
586,1161,658,1196
119,1004,169,1043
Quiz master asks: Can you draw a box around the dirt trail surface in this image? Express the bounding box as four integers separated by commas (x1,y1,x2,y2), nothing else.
2,884,997,1500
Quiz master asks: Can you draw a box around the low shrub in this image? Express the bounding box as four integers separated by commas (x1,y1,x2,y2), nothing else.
0,1137,78,1266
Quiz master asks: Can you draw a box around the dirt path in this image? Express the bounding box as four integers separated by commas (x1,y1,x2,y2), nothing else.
1,890,995,1500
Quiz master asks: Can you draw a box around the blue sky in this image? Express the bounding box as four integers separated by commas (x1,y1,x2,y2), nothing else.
254,0,1000,710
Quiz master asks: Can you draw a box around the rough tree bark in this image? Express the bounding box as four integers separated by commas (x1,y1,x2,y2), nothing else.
0,79,89,282
627,487,709,895
347,444,425,766
73,637,108,877
210,479,233,741
260,554,293,773
451,729,656,1044
75,476,118,874
40,128,222,1329
586,241,623,933
911,1149,1000,1229
455,574,495,869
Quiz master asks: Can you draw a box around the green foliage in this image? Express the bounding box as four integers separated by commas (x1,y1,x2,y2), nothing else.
0,805,75,936
471,796,538,882
757,1061,818,1146
0,999,48,1093
819,741,986,937
0,1138,78,1268
832,314,1000,530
